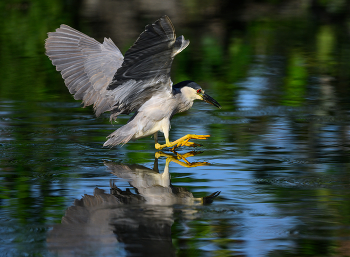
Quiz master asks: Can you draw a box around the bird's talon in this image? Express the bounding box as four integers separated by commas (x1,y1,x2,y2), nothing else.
187,161,210,167
157,134,211,150
181,138,190,147
155,151,162,159
182,141,202,148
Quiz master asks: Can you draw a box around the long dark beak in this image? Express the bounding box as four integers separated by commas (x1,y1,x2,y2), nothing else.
202,93,221,108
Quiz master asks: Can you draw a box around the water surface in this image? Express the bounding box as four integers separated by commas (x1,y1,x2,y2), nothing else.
1,1,350,256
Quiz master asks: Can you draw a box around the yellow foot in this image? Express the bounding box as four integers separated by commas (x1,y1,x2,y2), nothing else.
155,151,201,160
176,151,203,159
175,151,209,167
167,156,209,168
155,151,210,167
155,151,174,159
175,160,209,168
171,134,210,151
155,134,210,150
155,142,172,150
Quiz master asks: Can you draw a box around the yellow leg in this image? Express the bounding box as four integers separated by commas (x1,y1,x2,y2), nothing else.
155,134,210,150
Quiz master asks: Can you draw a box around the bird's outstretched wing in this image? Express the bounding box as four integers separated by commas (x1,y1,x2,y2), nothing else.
45,16,189,121
45,25,123,117
106,15,189,120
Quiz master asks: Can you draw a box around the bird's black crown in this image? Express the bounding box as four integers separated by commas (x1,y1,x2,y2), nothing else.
173,80,201,90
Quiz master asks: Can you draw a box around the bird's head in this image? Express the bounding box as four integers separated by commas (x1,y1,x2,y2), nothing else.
174,81,221,108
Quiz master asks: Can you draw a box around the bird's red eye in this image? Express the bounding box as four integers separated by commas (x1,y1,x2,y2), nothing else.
197,89,201,93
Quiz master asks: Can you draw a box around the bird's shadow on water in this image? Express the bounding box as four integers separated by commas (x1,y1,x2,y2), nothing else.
47,151,220,256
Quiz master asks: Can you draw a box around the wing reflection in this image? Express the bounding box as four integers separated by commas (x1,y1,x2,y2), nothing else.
47,152,220,256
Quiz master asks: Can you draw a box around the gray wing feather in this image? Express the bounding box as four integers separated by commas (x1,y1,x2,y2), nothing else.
45,16,189,122
106,15,190,119
45,25,123,117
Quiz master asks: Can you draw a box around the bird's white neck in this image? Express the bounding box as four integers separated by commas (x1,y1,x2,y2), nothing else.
172,89,195,113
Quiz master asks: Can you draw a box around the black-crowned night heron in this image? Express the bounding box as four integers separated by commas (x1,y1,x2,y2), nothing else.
47,155,220,255
45,15,221,150
106,153,221,205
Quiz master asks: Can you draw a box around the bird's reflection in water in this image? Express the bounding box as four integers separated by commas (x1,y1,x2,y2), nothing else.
47,151,220,257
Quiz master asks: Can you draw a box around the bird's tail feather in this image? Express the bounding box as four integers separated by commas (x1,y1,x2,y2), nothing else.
103,125,136,148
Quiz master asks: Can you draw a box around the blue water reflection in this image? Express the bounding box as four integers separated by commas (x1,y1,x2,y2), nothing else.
2,0,350,256
2,94,350,255
48,154,219,257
